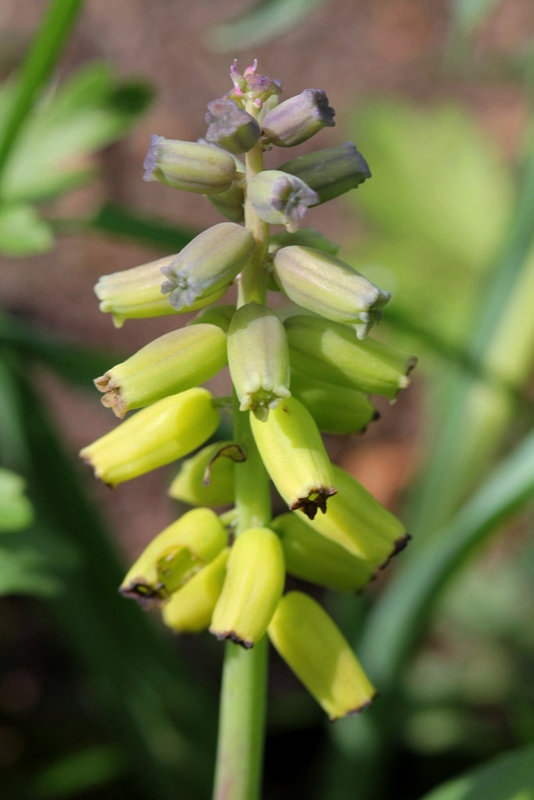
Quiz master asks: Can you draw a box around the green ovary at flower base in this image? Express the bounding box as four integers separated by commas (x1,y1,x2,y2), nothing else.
80,59,416,776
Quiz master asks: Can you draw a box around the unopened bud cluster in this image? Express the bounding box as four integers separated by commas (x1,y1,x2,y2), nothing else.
81,61,416,720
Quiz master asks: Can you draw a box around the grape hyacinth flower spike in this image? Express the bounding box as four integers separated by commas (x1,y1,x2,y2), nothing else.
80,59,416,800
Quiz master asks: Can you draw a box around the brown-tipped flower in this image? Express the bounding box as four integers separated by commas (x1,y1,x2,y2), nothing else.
168,442,241,508
94,324,227,418
249,395,336,520
297,465,409,566
268,592,376,720
120,508,228,603
210,527,285,648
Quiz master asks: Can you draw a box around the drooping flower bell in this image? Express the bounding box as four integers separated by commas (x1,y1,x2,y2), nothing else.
247,170,318,232
160,222,255,310
143,136,236,193
279,141,371,204
120,508,228,603
261,89,335,147
227,302,290,419
273,245,391,337
249,395,336,519
80,388,220,486
268,592,376,720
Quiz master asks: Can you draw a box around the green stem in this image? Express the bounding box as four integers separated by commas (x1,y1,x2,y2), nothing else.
212,410,271,800
213,137,272,800
213,630,268,800
0,0,83,187
237,142,270,307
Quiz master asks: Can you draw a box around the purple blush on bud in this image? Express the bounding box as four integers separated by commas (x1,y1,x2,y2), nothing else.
143,134,162,181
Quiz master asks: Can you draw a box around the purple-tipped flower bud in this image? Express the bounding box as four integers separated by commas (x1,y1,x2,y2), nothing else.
95,257,226,328
279,142,371,205
161,222,255,310
143,136,236,194
228,59,282,110
261,89,335,147
247,170,318,233
205,98,261,154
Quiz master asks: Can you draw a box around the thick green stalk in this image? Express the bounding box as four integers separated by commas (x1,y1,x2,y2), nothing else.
212,410,271,800
237,141,270,307
213,141,272,800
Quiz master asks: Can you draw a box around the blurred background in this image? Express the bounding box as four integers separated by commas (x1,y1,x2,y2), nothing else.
1,1,533,798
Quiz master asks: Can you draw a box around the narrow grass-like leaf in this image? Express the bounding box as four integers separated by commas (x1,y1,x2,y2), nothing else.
408,129,534,534
450,0,501,36
418,743,534,800
88,202,198,251
360,427,534,682
2,66,153,203
0,0,83,182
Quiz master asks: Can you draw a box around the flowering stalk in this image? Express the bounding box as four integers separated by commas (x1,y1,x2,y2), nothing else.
79,59,416,800
213,130,272,800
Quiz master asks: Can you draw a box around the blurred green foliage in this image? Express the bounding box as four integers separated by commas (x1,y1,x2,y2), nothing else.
0,468,33,533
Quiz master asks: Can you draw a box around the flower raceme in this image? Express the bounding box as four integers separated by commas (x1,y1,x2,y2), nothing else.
80,60,416,720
